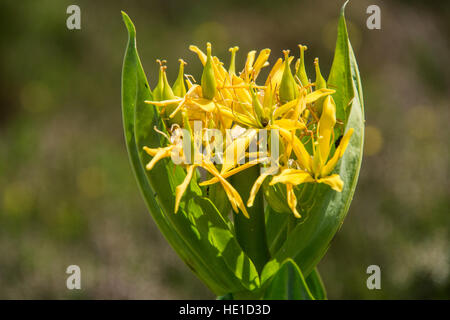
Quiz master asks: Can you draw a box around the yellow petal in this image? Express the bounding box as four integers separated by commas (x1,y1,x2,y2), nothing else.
242,50,256,81
212,56,229,83
317,95,336,164
272,119,306,131
270,169,314,186
252,49,271,80
247,167,278,207
200,157,267,186
189,45,207,65
145,98,183,107
190,98,216,112
222,129,257,173
174,165,197,213
217,106,257,127
286,184,301,218
273,99,298,118
278,128,312,172
317,174,344,192
321,128,354,176
143,146,173,170
202,161,249,218
305,88,335,104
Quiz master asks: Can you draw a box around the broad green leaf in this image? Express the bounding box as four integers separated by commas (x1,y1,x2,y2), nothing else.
121,12,260,295
266,1,365,279
327,0,353,123
265,206,289,256
232,167,270,273
305,268,327,300
216,293,234,300
263,259,314,300
121,11,218,292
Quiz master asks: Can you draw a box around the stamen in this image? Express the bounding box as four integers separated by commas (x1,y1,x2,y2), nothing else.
153,125,170,141
185,74,196,83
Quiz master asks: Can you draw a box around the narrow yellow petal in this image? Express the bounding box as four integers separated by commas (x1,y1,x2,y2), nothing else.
174,165,197,212
321,128,354,176
286,184,301,218
273,119,306,131
270,169,314,186
189,45,207,65
252,48,271,80
143,146,173,170
278,128,312,172
242,50,256,81
247,167,278,207
202,161,249,218
145,98,183,106
190,98,216,112
222,130,257,173
317,174,344,192
200,159,266,186
273,99,298,118
317,95,336,164
305,88,335,104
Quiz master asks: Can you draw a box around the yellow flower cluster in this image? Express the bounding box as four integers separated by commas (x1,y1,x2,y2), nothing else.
143,43,353,218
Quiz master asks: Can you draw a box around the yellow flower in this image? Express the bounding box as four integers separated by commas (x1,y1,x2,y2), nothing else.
269,95,354,216
142,43,354,218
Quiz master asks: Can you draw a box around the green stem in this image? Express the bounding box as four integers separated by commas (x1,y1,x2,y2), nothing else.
232,165,270,273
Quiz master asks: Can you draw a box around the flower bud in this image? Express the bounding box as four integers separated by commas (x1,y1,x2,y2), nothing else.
161,62,183,125
296,45,309,88
314,57,327,115
263,84,275,122
172,59,187,97
250,85,268,127
279,50,298,104
201,42,217,100
152,59,166,101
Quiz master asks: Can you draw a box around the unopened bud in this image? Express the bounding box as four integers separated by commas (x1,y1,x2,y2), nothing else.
250,85,268,128
201,43,217,100
172,59,187,97
314,57,327,115
279,50,298,104
296,45,309,88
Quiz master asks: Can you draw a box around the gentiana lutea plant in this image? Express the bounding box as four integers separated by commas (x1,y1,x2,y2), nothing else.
121,2,364,300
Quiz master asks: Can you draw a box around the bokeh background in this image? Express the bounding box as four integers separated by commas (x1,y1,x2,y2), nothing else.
0,0,448,299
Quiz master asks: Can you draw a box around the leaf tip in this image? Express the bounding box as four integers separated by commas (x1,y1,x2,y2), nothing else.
121,11,136,37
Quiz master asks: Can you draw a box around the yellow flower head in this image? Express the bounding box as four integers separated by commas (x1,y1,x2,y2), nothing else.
143,43,353,218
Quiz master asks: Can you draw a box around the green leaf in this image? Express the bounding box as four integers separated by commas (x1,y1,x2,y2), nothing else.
263,259,314,300
232,167,270,274
121,11,205,290
327,0,354,122
121,12,259,295
216,293,234,300
265,206,289,256
265,1,364,279
305,268,327,300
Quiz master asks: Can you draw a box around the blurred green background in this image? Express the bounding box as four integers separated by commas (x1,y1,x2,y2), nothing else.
0,0,448,299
